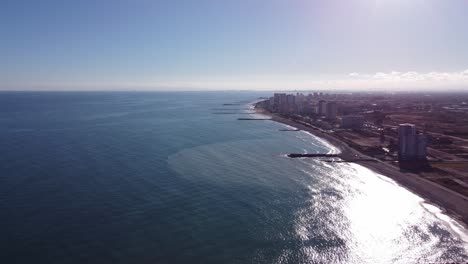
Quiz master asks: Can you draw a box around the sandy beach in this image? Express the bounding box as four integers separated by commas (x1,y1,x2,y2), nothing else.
255,107,468,227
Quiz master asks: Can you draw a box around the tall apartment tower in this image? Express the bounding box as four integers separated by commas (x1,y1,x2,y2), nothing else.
318,100,327,116
398,124,427,161
325,102,337,120
273,93,287,112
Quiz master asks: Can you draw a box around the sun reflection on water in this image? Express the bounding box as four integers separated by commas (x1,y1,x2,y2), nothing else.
294,161,468,263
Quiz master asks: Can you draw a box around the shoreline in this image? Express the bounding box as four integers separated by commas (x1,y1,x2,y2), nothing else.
254,106,468,227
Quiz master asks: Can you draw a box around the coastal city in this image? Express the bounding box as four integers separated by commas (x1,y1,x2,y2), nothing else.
3,0,468,262
256,91,468,222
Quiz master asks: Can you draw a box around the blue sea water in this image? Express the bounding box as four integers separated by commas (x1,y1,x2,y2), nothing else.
0,91,467,263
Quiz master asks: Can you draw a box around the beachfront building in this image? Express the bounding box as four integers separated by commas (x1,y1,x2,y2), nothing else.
267,97,275,110
398,123,427,161
272,93,286,112
285,94,296,113
318,100,327,116
341,115,364,129
325,102,337,120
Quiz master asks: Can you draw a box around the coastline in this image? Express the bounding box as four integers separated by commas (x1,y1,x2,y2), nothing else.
254,106,468,227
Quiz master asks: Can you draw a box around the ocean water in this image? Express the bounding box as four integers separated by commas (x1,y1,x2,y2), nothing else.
0,91,467,264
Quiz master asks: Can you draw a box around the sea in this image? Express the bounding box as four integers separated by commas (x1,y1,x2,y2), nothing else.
0,91,467,264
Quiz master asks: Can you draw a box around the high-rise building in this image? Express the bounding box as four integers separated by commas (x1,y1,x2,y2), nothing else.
398,124,417,159
398,124,427,161
318,100,327,116
268,97,275,110
286,94,295,105
285,94,296,113
325,102,337,120
273,93,287,112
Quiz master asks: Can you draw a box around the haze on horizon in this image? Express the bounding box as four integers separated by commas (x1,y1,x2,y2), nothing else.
2,0,468,91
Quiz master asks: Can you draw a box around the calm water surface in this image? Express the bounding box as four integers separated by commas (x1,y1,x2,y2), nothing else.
0,92,467,263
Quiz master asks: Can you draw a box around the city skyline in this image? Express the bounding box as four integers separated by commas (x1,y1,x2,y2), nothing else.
2,0,468,91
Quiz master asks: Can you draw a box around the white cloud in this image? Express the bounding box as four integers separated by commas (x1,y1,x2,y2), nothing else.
341,69,468,90
349,69,468,83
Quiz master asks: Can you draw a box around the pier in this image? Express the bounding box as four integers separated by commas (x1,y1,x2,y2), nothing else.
279,128,300,131
287,153,378,162
287,153,340,158
213,112,255,115
237,118,272,120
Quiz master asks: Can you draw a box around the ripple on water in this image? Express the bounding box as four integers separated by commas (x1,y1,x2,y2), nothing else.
167,137,468,263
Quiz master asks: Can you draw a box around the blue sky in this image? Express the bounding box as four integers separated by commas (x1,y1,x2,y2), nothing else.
2,0,468,90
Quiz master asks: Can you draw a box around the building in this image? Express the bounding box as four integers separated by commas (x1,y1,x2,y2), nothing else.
398,124,417,160
268,97,275,110
325,102,337,120
286,94,295,112
273,93,287,112
286,94,295,105
302,103,316,114
341,115,364,129
318,100,327,116
398,124,427,161
295,94,305,113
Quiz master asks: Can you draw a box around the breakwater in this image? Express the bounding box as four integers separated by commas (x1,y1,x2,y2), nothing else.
287,153,378,162
237,118,272,120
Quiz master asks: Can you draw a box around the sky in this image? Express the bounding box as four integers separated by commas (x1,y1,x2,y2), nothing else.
1,0,468,91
